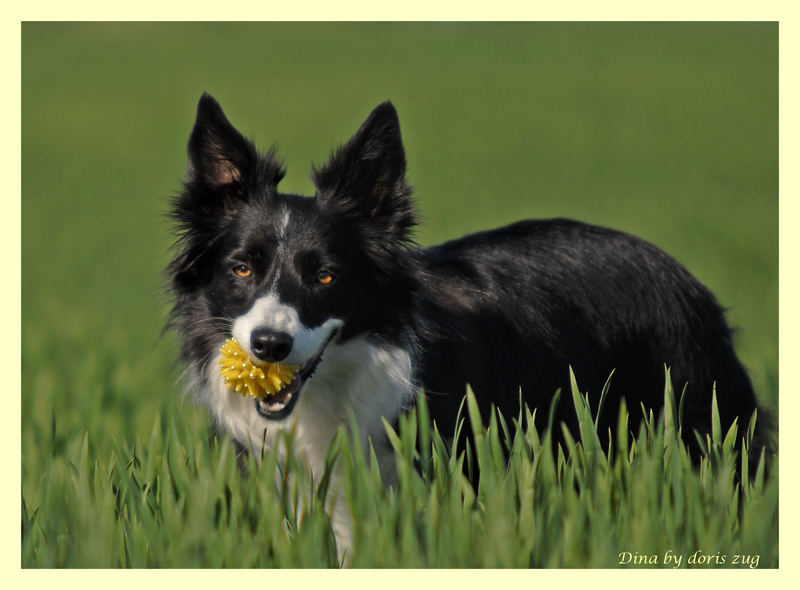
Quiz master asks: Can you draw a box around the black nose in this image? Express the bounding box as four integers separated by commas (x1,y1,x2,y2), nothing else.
250,329,293,362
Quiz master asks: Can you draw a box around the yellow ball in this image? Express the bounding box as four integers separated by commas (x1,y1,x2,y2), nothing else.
218,338,299,399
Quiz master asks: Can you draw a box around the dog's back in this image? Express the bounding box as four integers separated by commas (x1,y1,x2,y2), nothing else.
416,218,765,458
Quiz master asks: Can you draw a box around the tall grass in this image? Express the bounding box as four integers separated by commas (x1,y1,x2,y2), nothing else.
21,372,777,568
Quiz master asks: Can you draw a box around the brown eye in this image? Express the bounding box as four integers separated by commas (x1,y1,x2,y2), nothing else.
233,264,252,278
317,270,335,285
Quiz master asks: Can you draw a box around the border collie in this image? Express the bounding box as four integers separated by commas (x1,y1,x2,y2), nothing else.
167,93,768,550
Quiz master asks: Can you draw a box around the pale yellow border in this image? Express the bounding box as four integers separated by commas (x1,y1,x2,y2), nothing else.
9,3,797,588
778,7,797,588
7,1,21,583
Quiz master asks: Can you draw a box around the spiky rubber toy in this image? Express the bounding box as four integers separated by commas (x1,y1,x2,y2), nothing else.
218,338,299,399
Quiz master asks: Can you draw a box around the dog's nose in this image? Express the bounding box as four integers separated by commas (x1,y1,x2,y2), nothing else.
250,329,293,362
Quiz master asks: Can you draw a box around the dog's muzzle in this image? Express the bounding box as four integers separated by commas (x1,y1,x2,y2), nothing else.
254,329,338,420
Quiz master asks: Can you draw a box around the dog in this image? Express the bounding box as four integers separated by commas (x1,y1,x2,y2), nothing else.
167,93,768,553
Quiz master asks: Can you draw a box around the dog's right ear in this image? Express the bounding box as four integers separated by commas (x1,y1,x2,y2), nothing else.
171,95,286,288
186,93,258,191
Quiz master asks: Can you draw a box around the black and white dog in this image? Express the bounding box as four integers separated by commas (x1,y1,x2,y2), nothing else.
167,93,767,546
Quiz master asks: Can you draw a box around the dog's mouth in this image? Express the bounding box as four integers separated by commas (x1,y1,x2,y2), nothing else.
253,330,338,420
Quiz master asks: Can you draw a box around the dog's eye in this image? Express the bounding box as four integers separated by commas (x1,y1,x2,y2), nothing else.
233,264,252,278
316,270,335,285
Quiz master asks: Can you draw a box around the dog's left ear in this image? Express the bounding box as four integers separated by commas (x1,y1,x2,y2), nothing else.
313,102,416,245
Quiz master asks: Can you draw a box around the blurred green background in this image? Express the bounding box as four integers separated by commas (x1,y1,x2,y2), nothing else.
22,22,777,487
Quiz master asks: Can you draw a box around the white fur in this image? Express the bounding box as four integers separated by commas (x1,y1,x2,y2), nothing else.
280,210,291,236
232,294,343,365
190,309,416,558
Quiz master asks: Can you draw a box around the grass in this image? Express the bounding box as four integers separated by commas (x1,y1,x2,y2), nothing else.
21,22,777,568
21,376,777,568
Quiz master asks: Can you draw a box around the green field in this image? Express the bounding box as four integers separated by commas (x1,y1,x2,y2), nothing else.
21,22,778,568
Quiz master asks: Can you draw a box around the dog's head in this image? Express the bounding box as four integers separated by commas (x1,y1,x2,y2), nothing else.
168,94,419,419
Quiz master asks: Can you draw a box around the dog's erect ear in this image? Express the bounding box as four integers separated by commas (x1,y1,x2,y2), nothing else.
313,102,416,246
186,93,258,190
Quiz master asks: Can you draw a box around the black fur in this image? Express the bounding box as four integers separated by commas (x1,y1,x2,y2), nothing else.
417,220,768,459
168,93,769,468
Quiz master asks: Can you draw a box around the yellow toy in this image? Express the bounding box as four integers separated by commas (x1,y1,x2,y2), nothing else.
218,338,299,399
